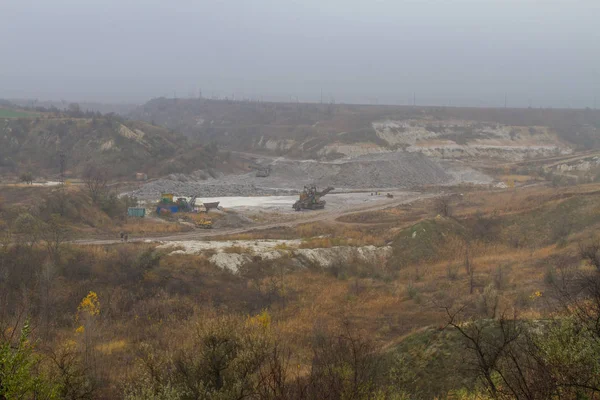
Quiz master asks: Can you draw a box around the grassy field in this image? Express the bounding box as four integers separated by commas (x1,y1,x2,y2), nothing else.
0,108,38,118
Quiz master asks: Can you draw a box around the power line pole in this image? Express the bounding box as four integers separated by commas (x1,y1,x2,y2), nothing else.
59,153,66,185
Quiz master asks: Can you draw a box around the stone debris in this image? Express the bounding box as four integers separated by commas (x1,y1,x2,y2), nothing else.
131,152,451,200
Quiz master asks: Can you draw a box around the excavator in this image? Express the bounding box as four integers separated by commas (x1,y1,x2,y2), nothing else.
176,195,198,212
293,185,334,211
248,163,271,177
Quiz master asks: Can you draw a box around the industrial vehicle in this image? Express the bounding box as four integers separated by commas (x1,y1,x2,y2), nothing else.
292,185,334,211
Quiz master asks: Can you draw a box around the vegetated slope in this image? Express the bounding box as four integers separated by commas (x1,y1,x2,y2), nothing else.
130,97,388,159
7,98,139,115
0,112,232,179
5,181,600,398
130,98,600,160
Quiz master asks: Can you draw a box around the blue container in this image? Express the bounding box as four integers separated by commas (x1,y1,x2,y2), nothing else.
127,207,146,217
157,206,179,214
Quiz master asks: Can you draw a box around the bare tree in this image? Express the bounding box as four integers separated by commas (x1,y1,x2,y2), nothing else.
472,210,500,242
83,164,108,204
434,196,452,217
48,344,97,400
40,215,70,265
307,319,382,399
464,239,472,275
444,307,555,399
67,102,82,117
579,238,600,271
19,172,34,185
13,212,41,249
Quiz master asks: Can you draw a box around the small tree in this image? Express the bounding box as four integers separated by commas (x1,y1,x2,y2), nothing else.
307,319,382,399
19,171,34,185
434,197,452,217
13,212,42,248
49,342,97,400
76,291,101,377
0,321,58,399
579,238,600,271
67,102,82,117
83,164,108,204
41,214,70,265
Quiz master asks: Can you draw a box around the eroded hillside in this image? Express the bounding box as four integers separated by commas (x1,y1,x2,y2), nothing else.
131,98,600,161
0,111,233,179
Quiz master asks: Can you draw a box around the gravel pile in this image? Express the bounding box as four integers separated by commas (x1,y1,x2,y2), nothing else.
131,152,450,200
132,181,293,199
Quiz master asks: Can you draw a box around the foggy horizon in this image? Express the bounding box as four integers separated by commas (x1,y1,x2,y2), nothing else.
1,0,599,108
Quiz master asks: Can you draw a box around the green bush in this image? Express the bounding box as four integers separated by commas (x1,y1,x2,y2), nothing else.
0,322,59,399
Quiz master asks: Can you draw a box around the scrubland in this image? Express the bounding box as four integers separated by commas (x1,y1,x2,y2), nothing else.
4,181,600,398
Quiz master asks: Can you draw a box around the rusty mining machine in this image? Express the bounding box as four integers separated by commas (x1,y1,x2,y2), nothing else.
293,185,334,211
248,163,271,177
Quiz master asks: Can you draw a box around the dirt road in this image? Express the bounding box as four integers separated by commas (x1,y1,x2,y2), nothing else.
73,191,434,246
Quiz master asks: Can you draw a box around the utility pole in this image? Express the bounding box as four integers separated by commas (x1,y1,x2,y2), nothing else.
59,153,66,185
413,92,416,106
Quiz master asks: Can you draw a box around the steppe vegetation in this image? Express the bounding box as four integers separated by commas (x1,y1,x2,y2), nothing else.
3,179,600,399
3,101,600,399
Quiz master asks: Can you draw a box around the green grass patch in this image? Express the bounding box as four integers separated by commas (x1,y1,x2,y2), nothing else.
388,326,478,397
391,218,468,268
0,108,38,118
501,194,600,247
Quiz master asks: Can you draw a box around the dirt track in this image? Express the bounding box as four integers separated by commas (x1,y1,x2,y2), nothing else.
73,192,435,246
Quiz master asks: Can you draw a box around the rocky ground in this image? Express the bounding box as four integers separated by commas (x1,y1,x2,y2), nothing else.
157,239,391,273
131,152,454,200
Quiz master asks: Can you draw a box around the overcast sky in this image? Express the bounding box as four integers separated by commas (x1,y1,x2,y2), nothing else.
1,0,598,107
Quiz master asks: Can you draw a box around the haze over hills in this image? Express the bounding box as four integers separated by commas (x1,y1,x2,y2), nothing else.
0,105,232,179
131,97,600,160
4,1,600,398
2,2,599,107
8,99,139,116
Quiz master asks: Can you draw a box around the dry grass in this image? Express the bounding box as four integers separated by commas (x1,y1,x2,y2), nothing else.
454,182,600,218
96,339,128,355
214,221,391,247
222,245,254,254
18,182,600,397
499,174,537,183
335,208,410,224
113,218,192,235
